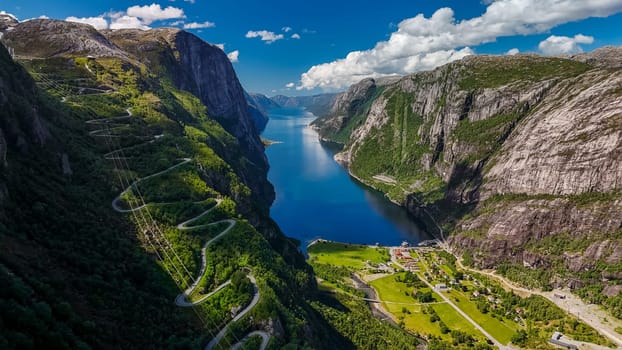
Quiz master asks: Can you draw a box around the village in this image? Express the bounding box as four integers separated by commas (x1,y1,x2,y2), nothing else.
308,239,613,349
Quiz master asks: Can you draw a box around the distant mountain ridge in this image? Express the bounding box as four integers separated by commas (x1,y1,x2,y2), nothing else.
271,93,339,117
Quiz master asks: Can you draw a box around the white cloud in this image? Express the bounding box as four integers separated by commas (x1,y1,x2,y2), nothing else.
183,21,215,29
282,26,292,32
291,33,301,39
245,30,284,44
215,43,225,50
169,20,184,26
184,0,196,3
298,0,622,90
66,16,108,30
110,15,150,30
285,82,295,88
38,15,49,19
126,4,185,25
227,50,239,63
104,11,125,20
538,34,594,55
506,48,519,55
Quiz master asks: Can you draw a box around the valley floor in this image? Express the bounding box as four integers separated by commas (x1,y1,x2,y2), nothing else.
307,240,619,350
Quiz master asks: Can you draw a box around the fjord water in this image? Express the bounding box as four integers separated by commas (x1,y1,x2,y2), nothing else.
263,108,432,248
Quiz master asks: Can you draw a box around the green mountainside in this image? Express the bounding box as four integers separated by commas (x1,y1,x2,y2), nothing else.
0,20,367,348
312,49,622,319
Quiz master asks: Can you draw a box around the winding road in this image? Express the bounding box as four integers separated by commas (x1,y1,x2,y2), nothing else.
87,107,270,350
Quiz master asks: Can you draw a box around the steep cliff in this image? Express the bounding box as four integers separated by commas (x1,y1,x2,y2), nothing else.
316,48,622,302
311,77,399,143
102,28,275,208
245,92,277,131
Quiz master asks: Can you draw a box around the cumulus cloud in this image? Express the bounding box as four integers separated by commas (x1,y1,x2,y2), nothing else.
126,4,185,25
183,21,215,29
538,34,594,55
506,48,519,55
214,43,225,50
245,30,284,44
285,82,295,88
291,33,301,39
282,26,292,32
298,0,622,90
63,4,198,31
227,50,239,63
110,15,150,30
66,16,108,30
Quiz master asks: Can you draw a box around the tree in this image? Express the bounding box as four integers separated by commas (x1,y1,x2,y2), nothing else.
510,329,528,347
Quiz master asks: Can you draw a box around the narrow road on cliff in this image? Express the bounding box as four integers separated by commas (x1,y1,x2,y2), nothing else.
86,106,270,350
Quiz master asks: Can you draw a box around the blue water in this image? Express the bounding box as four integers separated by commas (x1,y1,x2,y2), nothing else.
263,107,431,248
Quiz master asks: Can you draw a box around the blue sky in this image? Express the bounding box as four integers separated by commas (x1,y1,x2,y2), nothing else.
2,0,622,96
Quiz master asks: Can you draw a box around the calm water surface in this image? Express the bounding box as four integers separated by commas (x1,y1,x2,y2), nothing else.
263,107,432,248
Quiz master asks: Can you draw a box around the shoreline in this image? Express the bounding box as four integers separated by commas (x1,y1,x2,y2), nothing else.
333,150,445,240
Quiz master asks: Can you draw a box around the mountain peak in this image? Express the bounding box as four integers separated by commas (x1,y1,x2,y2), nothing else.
1,18,125,58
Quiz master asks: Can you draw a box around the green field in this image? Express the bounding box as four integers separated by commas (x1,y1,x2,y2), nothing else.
370,274,485,340
445,289,518,344
308,241,389,269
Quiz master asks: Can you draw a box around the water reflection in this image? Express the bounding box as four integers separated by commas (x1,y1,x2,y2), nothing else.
263,107,431,248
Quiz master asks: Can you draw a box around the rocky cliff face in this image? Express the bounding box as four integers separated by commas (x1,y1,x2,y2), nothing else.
1,18,125,58
316,47,622,291
104,29,268,168
245,92,278,131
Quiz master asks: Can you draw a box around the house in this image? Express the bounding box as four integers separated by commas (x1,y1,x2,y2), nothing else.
472,291,481,298
434,284,448,291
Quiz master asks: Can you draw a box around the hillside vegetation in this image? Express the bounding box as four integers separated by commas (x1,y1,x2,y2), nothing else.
0,24,348,349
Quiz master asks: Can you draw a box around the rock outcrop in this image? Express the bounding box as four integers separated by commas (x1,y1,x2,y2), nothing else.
1,19,125,58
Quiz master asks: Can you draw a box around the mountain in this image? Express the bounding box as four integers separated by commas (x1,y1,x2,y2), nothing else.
245,92,279,131
271,93,338,117
247,92,281,115
101,28,274,206
0,18,354,349
311,76,400,143
312,48,622,313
